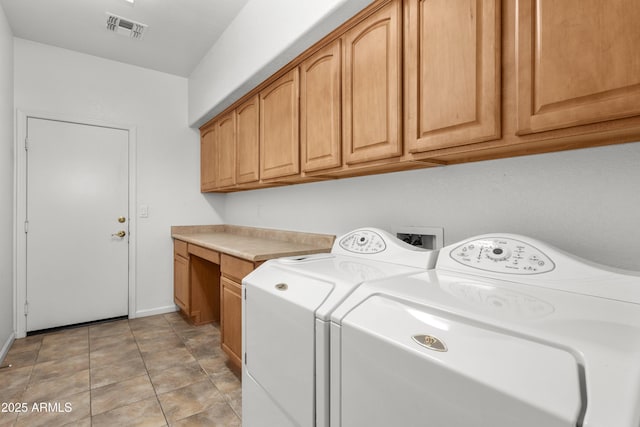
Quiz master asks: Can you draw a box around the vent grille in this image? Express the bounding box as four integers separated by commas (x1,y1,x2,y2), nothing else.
106,13,147,39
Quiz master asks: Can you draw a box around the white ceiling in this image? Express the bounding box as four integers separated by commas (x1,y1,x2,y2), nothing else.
0,0,251,77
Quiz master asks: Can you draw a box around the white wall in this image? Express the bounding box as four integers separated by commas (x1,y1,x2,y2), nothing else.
188,0,372,127
225,142,640,271
14,39,225,318
0,4,14,356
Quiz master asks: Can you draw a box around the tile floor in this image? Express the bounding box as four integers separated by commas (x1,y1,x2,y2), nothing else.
0,312,242,427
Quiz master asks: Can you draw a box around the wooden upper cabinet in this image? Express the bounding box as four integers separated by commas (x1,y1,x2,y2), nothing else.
200,127,216,191
405,0,500,152
516,0,640,135
300,39,342,173
216,112,236,188
343,0,402,165
236,96,260,184
260,68,300,180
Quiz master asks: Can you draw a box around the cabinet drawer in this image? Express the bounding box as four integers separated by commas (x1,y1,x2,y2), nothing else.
174,239,188,258
188,244,220,264
221,254,254,282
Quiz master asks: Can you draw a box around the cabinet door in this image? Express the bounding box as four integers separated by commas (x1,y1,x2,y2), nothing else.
221,277,242,368
174,254,189,313
300,40,342,172
216,112,236,188
236,96,260,184
517,0,640,134
260,68,300,180
200,127,216,191
343,0,401,165
406,0,500,152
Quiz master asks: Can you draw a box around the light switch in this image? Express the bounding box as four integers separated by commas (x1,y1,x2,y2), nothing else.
139,204,149,218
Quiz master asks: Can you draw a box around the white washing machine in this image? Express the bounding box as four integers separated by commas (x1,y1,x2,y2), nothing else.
242,228,438,427
330,234,640,427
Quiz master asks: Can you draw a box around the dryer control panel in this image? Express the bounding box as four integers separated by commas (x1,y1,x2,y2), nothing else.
450,237,555,274
339,229,387,254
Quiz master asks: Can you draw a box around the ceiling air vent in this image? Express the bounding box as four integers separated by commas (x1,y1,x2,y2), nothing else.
106,13,147,39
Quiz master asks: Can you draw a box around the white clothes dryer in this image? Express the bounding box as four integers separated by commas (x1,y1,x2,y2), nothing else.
241,228,438,427
330,234,640,427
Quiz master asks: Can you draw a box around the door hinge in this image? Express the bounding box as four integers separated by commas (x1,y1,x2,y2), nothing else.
24,137,28,151
244,352,247,364
24,301,28,316
24,220,29,234
244,288,247,300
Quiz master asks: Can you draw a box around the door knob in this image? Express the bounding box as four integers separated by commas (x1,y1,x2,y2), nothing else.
112,230,126,238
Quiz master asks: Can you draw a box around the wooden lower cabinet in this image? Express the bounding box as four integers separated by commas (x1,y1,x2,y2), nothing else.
220,277,243,368
220,254,256,369
173,241,220,325
173,240,256,369
173,248,189,313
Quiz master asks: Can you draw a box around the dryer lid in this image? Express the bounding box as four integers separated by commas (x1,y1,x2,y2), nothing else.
340,295,584,427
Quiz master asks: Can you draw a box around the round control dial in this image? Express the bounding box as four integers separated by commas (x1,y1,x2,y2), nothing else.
485,246,512,261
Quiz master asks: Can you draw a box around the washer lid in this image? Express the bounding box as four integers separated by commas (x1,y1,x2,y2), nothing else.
340,295,583,427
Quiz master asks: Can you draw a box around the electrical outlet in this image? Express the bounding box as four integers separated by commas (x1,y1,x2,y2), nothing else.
396,226,444,250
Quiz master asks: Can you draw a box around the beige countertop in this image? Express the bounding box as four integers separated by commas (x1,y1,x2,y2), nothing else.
171,224,335,262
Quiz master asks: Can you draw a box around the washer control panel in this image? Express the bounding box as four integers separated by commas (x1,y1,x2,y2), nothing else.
450,237,555,274
339,229,387,254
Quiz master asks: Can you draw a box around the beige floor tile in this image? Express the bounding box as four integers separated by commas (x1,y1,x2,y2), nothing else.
129,316,170,332
197,355,227,376
136,334,185,354
89,344,142,369
0,365,33,392
41,328,88,346
61,416,91,427
141,347,196,372
170,402,241,427
90,356,147,389
23,370,90,404
91,396,167,427
175,325,219,341
0,410,19,427
131,327,177,342
224,388,242,418
158,379,225,423
0,313,239,426
14,390,90,427
6,335,43,355
184,336,221,359
88,320,131,339
37,340,89,363
0,386,26,427
2,350,38,370
30,354,89,383
89,332,136,352
163,312,185,324
209,370,241,394
148,360,208,395
90,374,155,416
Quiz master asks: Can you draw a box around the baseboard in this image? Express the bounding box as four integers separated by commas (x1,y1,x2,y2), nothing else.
134,305,179,319
0,332,16,364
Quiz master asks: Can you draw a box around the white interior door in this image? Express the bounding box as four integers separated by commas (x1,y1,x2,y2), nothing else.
26,117,129,332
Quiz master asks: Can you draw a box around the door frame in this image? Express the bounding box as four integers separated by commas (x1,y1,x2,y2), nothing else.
14,110,138,338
